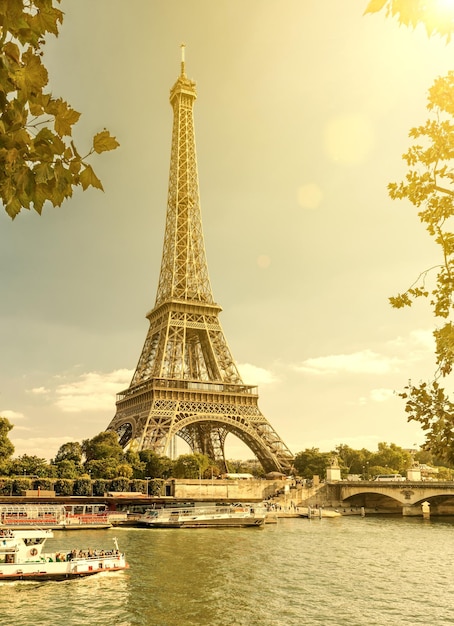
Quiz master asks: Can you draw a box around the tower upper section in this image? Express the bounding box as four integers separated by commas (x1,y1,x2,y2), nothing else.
154,45,214,307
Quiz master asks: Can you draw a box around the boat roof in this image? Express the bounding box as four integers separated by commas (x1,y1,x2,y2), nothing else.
2,529,54,539
0,504,65,514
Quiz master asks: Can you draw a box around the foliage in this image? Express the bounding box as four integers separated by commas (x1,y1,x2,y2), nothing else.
12,477,32,494
116,463,133,479
108,477,130,493
0,0,119,218
9,453,49,476
156,456,174,479
365,2,454,462
53,441,82,464
414,448,436,465
334,444,372,476
33,477,53,490
202,464,222,479
54,478,73,496
365,0,454,42
92,479,107,497
435,465,453,479
226,458,265,477
131,478,146,493
293,448,331,479
400,381,454,463
148,478,164,496
390,66,454,460
0,478,13,495
387,71,454,343
54,458,80,479
124,450,145,478
139,450,173,479
292,444,412,478
73,478,91,496
0,417,14,461
368,465,401,477
82,431,124,463
172,453,210,479
84,458,119,480
369,442,413,474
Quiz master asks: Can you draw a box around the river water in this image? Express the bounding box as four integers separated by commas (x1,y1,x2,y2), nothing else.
1,515,453,626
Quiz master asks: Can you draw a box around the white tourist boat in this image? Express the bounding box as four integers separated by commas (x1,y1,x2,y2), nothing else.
0,528,128,581
140,504,266,528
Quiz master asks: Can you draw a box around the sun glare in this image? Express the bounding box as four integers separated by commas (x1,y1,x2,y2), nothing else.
437,0,454,11
426,0,454,29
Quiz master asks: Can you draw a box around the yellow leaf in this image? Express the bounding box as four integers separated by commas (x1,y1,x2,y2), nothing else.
93,130,120,154
49,98,80,137
4,42,20,65
363,0,388,15
80,164,103,191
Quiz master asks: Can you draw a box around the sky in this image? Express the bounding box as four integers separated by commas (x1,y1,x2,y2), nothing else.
1,0,453,462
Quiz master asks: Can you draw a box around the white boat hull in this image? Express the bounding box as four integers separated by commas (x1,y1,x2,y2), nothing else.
140,505,266,528
0,557,128,581
142,517,265,528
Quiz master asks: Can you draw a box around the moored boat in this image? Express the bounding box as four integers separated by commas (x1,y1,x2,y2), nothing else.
298,507,342,519
0,504,127,530
139,504,266,528
0,528,128,581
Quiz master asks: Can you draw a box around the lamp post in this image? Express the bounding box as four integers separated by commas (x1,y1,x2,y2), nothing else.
145,476,151,497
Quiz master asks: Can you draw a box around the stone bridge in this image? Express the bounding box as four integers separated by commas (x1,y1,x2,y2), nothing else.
323,480,454,516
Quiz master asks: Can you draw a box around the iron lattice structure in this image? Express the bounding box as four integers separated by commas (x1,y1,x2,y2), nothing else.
107,48,294,473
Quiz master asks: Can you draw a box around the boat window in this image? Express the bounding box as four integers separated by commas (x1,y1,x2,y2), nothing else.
0,554,15,563
24,538,44,546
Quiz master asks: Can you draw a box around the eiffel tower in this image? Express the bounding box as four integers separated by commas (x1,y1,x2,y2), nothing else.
107,46,294,474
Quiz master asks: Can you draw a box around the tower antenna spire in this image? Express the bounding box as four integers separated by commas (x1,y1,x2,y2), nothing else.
180,42,186,77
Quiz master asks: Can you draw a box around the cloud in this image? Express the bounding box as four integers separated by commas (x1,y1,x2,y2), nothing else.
54,369,133,413
28,387,50,395
10,436,74,460
358,388,396,405
388,328,434,356
237,363,279,385
369,388,396,403
295,349,401,376
294,329,435,378
0,409,25,421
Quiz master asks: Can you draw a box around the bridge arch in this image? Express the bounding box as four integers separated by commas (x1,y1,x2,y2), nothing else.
326,482,454,515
